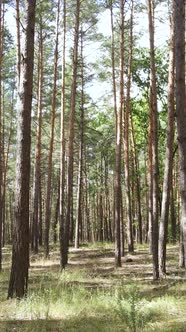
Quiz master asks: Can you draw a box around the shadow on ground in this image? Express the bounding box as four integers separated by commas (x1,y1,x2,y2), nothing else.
0,316,120,332
0,316,186,332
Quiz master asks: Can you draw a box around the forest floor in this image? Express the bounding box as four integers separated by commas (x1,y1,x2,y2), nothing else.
0,243,186,332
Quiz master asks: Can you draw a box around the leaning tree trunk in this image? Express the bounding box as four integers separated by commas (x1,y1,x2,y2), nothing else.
174,0,186,269
8,0,36,298
61,0,80,269
147,0,159,280
159,3,175,276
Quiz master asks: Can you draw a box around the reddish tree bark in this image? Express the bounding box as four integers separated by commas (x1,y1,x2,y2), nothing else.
8,0,36,298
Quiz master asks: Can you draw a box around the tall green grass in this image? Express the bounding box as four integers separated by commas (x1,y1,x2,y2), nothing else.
0,244,185,332
0,270,185,332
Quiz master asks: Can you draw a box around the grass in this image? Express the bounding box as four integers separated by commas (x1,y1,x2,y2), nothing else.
0,244,186,332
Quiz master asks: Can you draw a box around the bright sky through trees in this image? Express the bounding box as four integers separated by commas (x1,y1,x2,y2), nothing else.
5,2,169,103
86,2,170,101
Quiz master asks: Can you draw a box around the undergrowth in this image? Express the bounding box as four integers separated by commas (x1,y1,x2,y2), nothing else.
0,245,185,332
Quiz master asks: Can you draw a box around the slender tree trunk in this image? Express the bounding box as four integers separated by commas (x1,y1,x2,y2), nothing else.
32,23,43,254
62,0,80,268
85,158,90,242
38,181,43,246
110,0,117,129
170,186,176,243
75,29,84,249
2,88,14,247
53,179,60,244
109,0,118,248
130,113,143,243
110,1,120,246
159,4,175,276
0,0,3,271
108,195,113,242
130,151,137,241
44,0,60,258
120,188,125,256
8,0,36,298
16,0,21,91
1,3,5,247
9,192,14,242
174,0,186,269
115,0,124,268
70,195,74,243
104,156,109,242
144,154,149,243
99,155,104,242
0,2,6,257
147,0,159,280
124,0,134,253
59,0,66,269
148,97,153,251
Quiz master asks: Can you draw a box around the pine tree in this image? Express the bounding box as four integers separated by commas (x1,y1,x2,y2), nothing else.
8,0,36,298
175,0,186,269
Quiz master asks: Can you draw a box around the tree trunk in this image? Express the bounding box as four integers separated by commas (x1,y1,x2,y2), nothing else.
32,22,43,254
115,0,124,268
44,0,60,258
145,155,149,243
0,0,3,271
174,0,186,269
53,177,60,244
85,158,90,242
8,0,36,298
147,0,159,280
110,0,117,130
124,0,134,253
170,186,176,243
38,181,43,246
104,156,109,242
62,0,80,268
130,113,143,244
16,0,21,91
148,99,153,251
120,188,125,256
2,89,14,247
99,155,104,242
159,4,175,276
59,0,66,269
75,29,84,249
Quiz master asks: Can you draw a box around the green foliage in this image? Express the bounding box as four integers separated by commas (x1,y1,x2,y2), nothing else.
132,46,168,96
115,284,152,332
